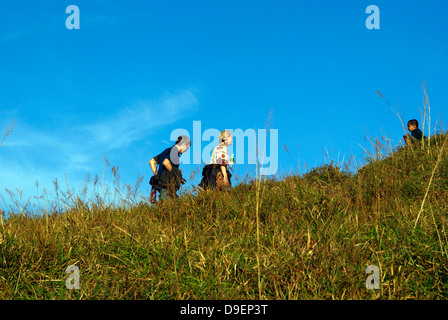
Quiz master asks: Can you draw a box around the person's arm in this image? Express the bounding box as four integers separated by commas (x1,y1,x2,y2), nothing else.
220,165,229,184
403,135,410,146
219,146,230,184
149,158,158,175
163,158,173,172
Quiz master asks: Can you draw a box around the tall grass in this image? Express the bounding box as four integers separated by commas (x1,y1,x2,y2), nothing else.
1,100,447,300
1,129,447,299
0,120,15,149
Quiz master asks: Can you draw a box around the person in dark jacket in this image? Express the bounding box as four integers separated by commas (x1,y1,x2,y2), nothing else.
149,135,190,200
403,119,423,145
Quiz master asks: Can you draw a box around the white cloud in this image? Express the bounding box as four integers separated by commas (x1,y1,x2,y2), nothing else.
0,27,33,43
0,90,198,211
83,90,198,150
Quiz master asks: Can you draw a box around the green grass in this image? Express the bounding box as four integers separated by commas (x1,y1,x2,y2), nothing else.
0,133,447,299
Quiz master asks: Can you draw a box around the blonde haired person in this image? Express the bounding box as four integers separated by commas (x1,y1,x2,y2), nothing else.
199,130,234,190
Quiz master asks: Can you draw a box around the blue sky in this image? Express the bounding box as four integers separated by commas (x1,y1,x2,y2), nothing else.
1,1,447,211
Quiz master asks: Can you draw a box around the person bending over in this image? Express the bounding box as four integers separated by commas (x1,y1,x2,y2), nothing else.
149,135,191,200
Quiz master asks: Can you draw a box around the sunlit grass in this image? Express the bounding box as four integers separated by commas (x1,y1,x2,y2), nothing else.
1,91,447,299
0,129,447,299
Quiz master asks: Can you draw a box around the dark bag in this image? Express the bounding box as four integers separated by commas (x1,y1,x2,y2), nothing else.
199,164,231,190
149,175,160,187
149,160,186,191
158,166,185,191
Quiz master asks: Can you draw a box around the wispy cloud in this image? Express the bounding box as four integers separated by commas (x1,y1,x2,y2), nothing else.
0,90,198,206
83,90,198,151
0,27,33,43
3,89,198,158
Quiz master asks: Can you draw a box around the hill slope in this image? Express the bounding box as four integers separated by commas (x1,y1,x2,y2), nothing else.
1,134,447,299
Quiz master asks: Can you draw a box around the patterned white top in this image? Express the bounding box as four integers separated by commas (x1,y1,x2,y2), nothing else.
210,144,229,165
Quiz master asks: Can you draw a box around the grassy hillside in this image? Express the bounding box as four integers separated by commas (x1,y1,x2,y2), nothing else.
0,134,447,299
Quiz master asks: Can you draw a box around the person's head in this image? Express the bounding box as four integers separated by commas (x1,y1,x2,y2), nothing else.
175,135,191,153
220,130,233,146
407,119,419,132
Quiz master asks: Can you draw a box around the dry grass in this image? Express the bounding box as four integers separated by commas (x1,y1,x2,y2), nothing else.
0,120,15,149
0,131,447,299
1,94,447,299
